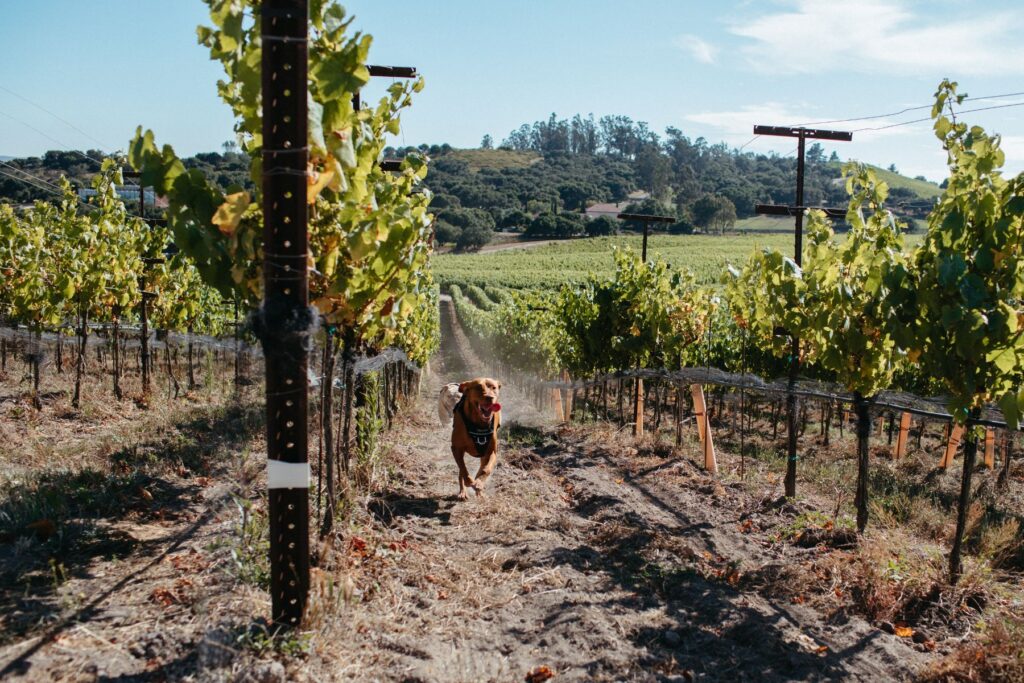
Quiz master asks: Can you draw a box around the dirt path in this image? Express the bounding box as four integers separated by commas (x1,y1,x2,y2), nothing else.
339,302,929,682
0,304,934,681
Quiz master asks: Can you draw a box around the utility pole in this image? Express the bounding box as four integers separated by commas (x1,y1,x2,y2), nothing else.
353,65,417,173
352,65,417,111
753,125,852,497
262,0,310,630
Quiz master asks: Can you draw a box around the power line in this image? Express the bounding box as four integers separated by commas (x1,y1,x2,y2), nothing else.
851,101,1024,133
737,135,760,152
0,84,112,150
0,160,65,194
0,108,105,167
789,90,1024,128
0,162,152,221
0,167,64,198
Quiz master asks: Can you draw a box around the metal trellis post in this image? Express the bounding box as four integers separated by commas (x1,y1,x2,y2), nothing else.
262,0,310,630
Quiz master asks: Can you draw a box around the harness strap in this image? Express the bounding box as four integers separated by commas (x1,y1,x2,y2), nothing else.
455,395,498,455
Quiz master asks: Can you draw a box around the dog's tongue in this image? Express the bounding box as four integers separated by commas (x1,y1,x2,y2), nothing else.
491,402,502,412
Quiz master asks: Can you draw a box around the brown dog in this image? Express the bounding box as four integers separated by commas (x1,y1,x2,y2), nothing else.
447,378,502,499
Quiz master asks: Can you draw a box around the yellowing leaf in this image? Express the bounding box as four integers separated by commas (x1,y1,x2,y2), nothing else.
212,192,250,236
894,623,913,638
312,297,334,315
307,166,336,204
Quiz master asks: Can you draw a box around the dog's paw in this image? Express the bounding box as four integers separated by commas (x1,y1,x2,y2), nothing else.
457,490,469,501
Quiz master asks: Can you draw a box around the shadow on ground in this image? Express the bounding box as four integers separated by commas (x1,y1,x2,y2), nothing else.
0,402,263,648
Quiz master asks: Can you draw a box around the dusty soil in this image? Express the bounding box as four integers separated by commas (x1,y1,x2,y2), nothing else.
0,354,269,682
2,305,1013,681
314,300,929,682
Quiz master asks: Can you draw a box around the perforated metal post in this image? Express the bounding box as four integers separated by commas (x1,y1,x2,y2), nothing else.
262,0,310,629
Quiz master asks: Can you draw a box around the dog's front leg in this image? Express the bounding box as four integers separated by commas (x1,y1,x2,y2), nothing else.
452,448,474,500
472,449,498,496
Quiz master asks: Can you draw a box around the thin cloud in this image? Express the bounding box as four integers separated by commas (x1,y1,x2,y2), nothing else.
675,34,718,64
997,134,1024,171
686,102,805,142
684,102,919,151
731,0,1024,76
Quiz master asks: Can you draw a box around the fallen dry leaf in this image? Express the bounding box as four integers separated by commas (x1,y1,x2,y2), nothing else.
894,622,914,638
149,587,177,607
349,536,369,558
525,665,555,683
169,550,209,572
26,519,56,540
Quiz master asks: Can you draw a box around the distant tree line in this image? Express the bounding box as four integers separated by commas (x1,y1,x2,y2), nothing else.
2,118,935,253
0,148,252,205
385,112,937,249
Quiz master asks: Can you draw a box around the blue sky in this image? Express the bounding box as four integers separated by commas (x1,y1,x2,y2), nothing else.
1,0,1022,183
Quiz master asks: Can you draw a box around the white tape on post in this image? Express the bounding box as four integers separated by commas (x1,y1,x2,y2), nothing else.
267,459,311,489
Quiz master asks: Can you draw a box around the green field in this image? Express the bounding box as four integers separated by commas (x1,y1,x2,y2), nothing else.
436,231,925,291
434,233,796,290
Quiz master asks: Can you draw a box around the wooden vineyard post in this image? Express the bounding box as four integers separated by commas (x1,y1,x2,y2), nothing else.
261,0,310,630
940,423,964,469
551,387,565,422
692,385,706,443
893,412,912,459
984,428,995,469
561,370,573,423
633,378,645,437
690,384,717,474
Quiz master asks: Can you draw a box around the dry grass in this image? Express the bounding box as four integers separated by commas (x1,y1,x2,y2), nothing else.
561,401,1024,653
918,617,1024,682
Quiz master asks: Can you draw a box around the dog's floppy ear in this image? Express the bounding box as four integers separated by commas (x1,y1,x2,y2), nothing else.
497,380,502,389
458,381,469,393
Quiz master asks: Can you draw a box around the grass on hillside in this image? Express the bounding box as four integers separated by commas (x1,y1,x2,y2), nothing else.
447,148,541,172
736,214,928,234
829,162,943,200
734,215,794,232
